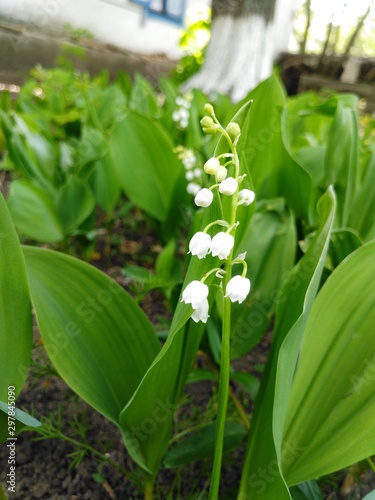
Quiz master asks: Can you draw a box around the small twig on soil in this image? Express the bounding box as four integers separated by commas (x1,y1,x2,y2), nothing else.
102,480,117,500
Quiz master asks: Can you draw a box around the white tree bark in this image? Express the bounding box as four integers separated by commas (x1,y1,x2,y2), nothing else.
183,0,297,101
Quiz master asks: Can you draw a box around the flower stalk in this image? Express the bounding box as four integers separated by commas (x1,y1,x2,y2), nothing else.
181,104,255,498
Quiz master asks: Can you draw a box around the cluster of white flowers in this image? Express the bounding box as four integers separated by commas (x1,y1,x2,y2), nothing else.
172,96,192,129
181,104,255,324
174,146,205,196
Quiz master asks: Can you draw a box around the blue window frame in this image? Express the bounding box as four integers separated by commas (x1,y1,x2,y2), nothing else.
131,0,186,26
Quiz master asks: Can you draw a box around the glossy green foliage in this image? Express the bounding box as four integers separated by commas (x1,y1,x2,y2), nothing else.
284,93,360,229
7,180,64,242
0,109,97,242
283,240,375,484
23,246,160,426
239,187,336,499
129,74,161,119
231,199,296,359
120,198,223,476
348,146,375,241
1,63,374,498
109,111,186,224
237,73,312,220
0,194,33,442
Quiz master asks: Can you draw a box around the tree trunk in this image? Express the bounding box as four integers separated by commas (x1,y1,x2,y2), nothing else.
183,0,297,101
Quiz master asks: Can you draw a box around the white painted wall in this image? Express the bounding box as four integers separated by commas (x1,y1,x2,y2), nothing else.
0,0,210,59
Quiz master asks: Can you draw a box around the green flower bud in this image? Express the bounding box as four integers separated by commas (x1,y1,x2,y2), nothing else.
204,103,214,115
226,122,241,138
200,116,215,128
202,126,217,135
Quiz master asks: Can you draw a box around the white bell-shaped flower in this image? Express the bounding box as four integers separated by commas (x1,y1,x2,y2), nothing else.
189,232,211,259
178,108,190,120
225,275,251,304
191,298,209,323
182,152,196,170
204,157,220,175
181,280,209,309
238,189,255,206
195,188,214,207
219,177,238,196
216,166,228,182
210,232,234,260
187,182,201,196
186,171,195,181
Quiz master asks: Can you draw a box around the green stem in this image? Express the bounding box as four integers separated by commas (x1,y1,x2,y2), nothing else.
209,294,232,500
169,421,213,445
47,430,129,477
367,456,375,474
144,477,154,500
209,126,242,499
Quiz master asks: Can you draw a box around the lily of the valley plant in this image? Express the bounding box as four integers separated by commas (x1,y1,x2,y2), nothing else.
181,104,255,498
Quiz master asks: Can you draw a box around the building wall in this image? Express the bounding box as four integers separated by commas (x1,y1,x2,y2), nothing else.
0,0,210,59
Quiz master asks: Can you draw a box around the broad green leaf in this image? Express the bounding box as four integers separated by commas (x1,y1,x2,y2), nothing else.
155,239,176,281
75,126,107,172
87,85,126,132
348,150,375,241
206,319,222,365
184,92,206,151
7,180,64,242
0,110,52,192
237,74,285,199
109,112,182,222
116,71,133,98
55,177,95,234
239,187,336,499
129,74,161,118
120,259,219,475
12,114,57,186
231,199,296,359
325,100,359,226
328,228,362,269
91,153,121,213
162,421,247,468
120,197,222,476
0,193,33,443
155,239,182,290
285,92,331,153
23,246,160,427
161,166,191,241
240,73,311,219
282,93,360,227
282,240,375,485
